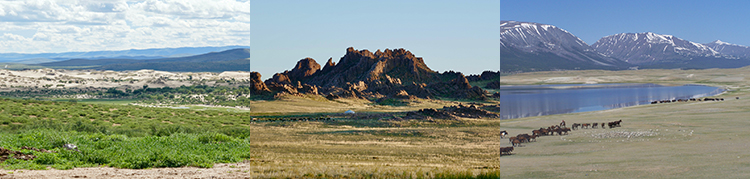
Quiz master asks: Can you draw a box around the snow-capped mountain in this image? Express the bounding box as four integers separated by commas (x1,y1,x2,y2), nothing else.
501,21,629,71
704,40,750,59
591,32,720,64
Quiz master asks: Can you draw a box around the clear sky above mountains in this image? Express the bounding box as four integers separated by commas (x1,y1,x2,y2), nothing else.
251,1,500,79
502,0,750,46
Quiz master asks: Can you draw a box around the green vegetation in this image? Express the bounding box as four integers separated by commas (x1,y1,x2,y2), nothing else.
0,85,274,107
0,97,499,178
1,131,252,169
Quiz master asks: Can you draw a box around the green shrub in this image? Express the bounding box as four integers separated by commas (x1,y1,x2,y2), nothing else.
198,132,233,144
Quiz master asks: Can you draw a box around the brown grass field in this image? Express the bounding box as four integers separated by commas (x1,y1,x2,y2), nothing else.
500,67,750,178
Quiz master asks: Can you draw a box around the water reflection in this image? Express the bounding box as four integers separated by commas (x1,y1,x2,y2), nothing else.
499,83,723,119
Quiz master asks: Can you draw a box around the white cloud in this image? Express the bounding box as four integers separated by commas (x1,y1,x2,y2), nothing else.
0,0,250,53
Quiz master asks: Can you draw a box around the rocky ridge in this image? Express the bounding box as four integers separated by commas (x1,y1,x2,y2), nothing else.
263,47,488,100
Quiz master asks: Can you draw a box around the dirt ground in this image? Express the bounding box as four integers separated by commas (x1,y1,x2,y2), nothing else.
2,163,255,179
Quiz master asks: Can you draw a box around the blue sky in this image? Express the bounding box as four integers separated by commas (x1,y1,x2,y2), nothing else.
0,0,250,54
251,1,500,79
502,0,750,46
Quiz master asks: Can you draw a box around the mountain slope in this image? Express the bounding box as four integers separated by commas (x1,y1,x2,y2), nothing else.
591,32,721,64
500,21,629,72
704,40,750,59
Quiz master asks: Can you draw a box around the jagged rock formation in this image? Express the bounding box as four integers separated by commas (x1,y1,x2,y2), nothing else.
249,72,271,95
305,47,441,88
262,47,489,100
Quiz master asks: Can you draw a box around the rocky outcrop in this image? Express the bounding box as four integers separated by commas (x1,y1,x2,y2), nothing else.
427,73,486,100
264,57,321,85
250,72,271,95
404,104,500,120
305,47,441,88
297,83,319,95
266,47,489,100
268,73,291,84
288,57,321,80
485,81,501,89
467,71,500,82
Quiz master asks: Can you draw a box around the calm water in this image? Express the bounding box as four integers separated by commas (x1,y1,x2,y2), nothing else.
500,83,724,119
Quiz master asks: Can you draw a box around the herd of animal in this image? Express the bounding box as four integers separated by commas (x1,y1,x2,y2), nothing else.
650,97,725,104
571,120,622,130
500,120,623,156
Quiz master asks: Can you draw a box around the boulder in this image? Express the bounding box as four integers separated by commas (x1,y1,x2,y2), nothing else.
249,72,271,95
287,57,321,80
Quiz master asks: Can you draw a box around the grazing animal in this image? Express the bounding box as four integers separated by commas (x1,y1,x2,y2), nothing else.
601,123,606,128
500,147,514,155
592,123,598,128
532,129,543,137
500,130,508,139
509,137,518,144
512,139,522,147
582,123,590,129
571,123,580,130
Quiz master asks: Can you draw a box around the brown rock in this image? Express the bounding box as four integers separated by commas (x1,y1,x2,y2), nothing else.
265,73,291,84
298,84,319,95
287,57,321,80
394,90,416,99
485,81,501,89
250,72,271,95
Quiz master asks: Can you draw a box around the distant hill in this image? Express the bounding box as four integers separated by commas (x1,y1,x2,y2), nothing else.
0,46,249,63
37,48,250,72
97,58,249,72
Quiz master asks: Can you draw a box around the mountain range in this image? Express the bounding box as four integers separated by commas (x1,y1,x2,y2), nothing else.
0,46,250,64
3,48,251,72
501,20,750,72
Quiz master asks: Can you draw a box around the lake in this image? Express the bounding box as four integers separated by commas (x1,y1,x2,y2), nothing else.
499,83,724,119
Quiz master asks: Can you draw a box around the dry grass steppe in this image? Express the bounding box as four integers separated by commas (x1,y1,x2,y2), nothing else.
500,67,750,178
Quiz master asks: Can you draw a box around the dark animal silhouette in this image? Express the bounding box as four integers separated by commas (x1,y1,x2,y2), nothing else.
500,147,514,156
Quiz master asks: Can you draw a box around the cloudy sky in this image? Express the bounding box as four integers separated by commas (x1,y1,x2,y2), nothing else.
0,0,250,54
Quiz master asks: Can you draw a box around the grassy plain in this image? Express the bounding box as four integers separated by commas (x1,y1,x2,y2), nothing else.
0,94,501,178
500,67,750,178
